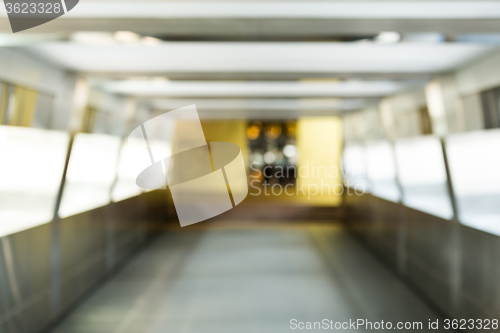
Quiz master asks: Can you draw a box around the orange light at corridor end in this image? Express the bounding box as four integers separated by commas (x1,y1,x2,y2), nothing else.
247,125,260,140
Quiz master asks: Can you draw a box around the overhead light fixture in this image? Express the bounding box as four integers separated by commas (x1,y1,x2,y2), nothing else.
375,31,401,44
142,36,162,46
113,31,142,43
151,77,169,82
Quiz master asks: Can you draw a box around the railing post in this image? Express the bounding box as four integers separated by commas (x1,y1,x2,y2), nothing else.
440,137,462,316
50,133,74,319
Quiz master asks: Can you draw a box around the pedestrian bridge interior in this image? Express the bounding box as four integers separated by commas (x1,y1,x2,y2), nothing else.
1,1,500,333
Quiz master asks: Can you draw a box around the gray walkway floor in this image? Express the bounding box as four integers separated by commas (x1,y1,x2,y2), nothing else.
50,224,447,333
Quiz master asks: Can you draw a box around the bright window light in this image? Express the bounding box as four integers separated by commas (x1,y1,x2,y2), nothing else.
59,133,121,218
446,129,500,235
113,138,171,197
145,139,172,193
342,143,369,191
366,140,400,202
0,126,69,237
395,136,453,219
111,137,151,202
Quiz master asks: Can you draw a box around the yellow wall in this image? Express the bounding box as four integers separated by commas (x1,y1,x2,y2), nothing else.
200,120,250,166
296,117,343,206
0,85,8,124
8,87,38,127
197,118,343,207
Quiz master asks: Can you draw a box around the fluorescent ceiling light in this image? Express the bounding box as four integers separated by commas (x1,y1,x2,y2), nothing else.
113,31,142,43
97,80,412,97
375,32,401,44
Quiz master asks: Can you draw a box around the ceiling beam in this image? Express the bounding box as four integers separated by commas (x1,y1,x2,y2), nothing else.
3,18,500,35
21,42,495,74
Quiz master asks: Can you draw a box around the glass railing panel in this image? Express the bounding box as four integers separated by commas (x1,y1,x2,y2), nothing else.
0,126,69,236
365,140,401,202
395,136,453,219
111,137,151,202
342,143,370,193
446,129,500,235
59,133,121,218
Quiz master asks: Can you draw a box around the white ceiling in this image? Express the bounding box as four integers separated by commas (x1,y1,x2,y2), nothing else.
149,98,368,112
148,98,373,119
24,42,495,74
7,1,500,119
56,2,500,19
97,80,418,97
2,1,500,35
17,39,495,119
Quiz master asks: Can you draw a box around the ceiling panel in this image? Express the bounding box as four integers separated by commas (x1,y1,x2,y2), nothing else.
96,80,419,98
22,42,495,73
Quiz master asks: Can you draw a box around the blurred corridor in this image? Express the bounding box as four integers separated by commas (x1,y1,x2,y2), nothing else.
2,1,500,333
48,223,448,333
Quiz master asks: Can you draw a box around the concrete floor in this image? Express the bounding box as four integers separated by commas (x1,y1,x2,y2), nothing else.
50,224,448,333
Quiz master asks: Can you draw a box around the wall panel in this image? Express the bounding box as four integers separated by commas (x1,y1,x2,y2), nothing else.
0,190,168,333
